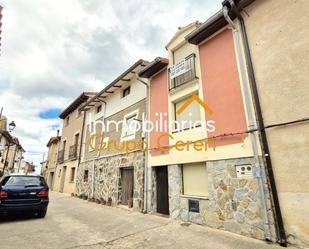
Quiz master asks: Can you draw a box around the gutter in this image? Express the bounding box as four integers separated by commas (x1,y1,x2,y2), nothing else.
223,0,287,246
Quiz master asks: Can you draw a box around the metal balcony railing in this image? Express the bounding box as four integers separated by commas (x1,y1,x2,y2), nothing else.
169,53,197,90
69,144,78,160
57,150,64,164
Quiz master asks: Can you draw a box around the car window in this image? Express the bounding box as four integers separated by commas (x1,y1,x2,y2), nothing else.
2,176,45,187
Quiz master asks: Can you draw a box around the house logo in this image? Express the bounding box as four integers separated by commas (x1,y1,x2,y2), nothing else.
87,94,216,154
176,95,213,115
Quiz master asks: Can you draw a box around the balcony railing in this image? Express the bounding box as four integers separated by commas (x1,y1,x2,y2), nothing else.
69,144,78,160
57,150,64,164
169,53,197,90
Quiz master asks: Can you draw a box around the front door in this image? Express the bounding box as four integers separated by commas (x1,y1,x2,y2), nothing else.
120,167,134,205
156,166,169,215
60,166,66,193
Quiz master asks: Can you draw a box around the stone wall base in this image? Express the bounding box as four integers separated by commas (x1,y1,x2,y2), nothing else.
148,157,277,241
77,151,144,212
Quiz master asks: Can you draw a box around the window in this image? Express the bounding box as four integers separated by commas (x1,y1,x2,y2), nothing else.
63,140,66,152
58,169,61,177
66,116,70,126
122,86,131,98
2,176,45,186
75,133,79,146
96,105,102,113
122,113,138,139
70,167,76,182
84,170,89,182
174,95,201,130
182,163,208,197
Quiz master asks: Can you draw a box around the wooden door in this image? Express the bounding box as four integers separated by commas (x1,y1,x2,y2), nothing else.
156,166,169,215
120,167,134,205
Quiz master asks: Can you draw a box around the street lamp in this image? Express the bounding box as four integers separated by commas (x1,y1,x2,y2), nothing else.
8,121,16,132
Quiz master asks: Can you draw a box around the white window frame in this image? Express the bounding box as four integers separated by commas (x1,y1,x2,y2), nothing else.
121,109,139,141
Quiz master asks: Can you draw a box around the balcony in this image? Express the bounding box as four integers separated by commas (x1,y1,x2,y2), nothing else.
169,53,197,90
69,144,78,160
57,150,64,164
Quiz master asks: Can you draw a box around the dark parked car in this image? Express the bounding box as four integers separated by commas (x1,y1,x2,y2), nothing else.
0,174,49,218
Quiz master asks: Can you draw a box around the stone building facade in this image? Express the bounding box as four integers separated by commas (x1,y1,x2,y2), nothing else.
147,158,275,240
76,151,144,211
76,60,148,212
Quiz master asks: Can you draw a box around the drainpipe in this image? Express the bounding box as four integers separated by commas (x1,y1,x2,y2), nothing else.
78,111,87,167
92,157,95,198
223,6,271,241
137,77,149,213
76,111,87,196
224,0,287,246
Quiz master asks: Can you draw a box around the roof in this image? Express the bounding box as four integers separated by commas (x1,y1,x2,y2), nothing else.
186,0,255,45
165,21,201,49
138,57,168,79
46,136,61,147
80,59,149,111
0,130,14,144
59,92,97,119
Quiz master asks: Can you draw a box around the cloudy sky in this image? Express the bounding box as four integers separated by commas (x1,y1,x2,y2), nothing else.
0,0,221,170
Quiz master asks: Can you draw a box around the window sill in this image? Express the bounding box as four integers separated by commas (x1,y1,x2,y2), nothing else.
121,134,136,142
180,194,210,200
171,124,202,134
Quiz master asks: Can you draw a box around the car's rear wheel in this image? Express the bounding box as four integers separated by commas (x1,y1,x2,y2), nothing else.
36,208,47,218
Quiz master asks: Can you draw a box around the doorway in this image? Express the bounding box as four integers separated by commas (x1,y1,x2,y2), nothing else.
120,167,134,205
156,166,169,215
60,166,67,193
49,172,54,190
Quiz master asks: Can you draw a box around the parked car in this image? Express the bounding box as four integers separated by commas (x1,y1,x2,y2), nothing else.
0,173,49,218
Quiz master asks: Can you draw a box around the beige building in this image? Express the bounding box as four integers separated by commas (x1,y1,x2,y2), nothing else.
43,135,61,189
52,92,96,194
240,0,309,246
0,116,24,176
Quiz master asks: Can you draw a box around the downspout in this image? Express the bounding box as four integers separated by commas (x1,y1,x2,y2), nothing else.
137,77,149,213
92,157,95,198
225,0,287,246
223,6,271,240
11,145,17,173
77,110,87,195
78,111,87,168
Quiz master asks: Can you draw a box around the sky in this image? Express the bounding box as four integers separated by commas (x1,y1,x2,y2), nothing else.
0,0,221,171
